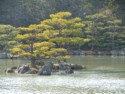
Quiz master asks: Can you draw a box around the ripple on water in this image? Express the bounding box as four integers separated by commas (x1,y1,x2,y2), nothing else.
0,74,125,94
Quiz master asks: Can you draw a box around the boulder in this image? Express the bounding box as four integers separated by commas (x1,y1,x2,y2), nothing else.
5,68,14,73
53,63,59,70
59,62,70,70
38,66,51,75
71,64,86,70
59,62,74,74
17,64,23,70
65,66,74,74
53,63,86,70
18,65,30,74
38,62,53,75
5,66,18,73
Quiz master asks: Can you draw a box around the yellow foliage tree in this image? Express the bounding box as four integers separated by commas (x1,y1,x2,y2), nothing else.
41,12,90,51
10,23,70,66
10,12,90,66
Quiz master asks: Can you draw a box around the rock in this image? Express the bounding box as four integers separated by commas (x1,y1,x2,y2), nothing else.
65,66,74,74
5,68,14,73
38,66,51,75
59,62,70,70
5,66,18,73
17,64,23,70
71,64,86,70
48,62,53,70
53,63,86,70
38,62,53,75
18,65,30,74
59,62,74,74
53,63,59,70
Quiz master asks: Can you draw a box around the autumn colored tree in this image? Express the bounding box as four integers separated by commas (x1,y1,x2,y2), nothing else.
10,23,70,66
10,12,91,66
41,12,90,51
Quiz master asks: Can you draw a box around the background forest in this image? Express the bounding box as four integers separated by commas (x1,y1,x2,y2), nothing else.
0,0,125,53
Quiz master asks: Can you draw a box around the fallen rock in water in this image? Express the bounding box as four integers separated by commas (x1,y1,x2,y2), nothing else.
71,64,86,70
5,66,18,73
38,62,53,75
5,68,14,73
59,62,70,70
65,67,74,74
5,62,85,75
38,66,51,75
58,62,74,73
53,63,85,70
18,65,30,74
53,63,59,70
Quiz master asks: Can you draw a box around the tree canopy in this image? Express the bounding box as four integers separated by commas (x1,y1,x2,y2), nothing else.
10,12,89,66
41,12,90,51
0,1,125,58
0,25,18,51
85,9,123,50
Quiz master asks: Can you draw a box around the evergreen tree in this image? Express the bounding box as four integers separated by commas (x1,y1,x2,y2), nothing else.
41,12,90,51
0,24,18,58
85,9,123,50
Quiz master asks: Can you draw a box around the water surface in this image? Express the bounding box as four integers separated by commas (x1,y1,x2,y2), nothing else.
0,56,125,94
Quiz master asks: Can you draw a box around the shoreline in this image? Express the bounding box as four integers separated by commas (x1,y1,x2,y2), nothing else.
0,49,125,59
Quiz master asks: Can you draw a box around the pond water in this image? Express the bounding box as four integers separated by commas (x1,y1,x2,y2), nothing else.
0,56,125,94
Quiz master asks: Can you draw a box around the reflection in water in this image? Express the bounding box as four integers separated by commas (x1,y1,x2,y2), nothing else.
0,56,125,94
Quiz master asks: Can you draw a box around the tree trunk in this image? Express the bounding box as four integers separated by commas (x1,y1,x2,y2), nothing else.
112,28,116,50
30,42,35,67
31,58,35,67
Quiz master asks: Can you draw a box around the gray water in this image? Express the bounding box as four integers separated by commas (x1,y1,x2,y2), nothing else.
0,56,125,94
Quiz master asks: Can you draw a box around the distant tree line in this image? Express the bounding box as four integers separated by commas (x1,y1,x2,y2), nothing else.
0,0,125,53
0,0,125,26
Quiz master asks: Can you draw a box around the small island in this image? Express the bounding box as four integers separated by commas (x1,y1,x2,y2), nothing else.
1,11,124,76
4,12,87,75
